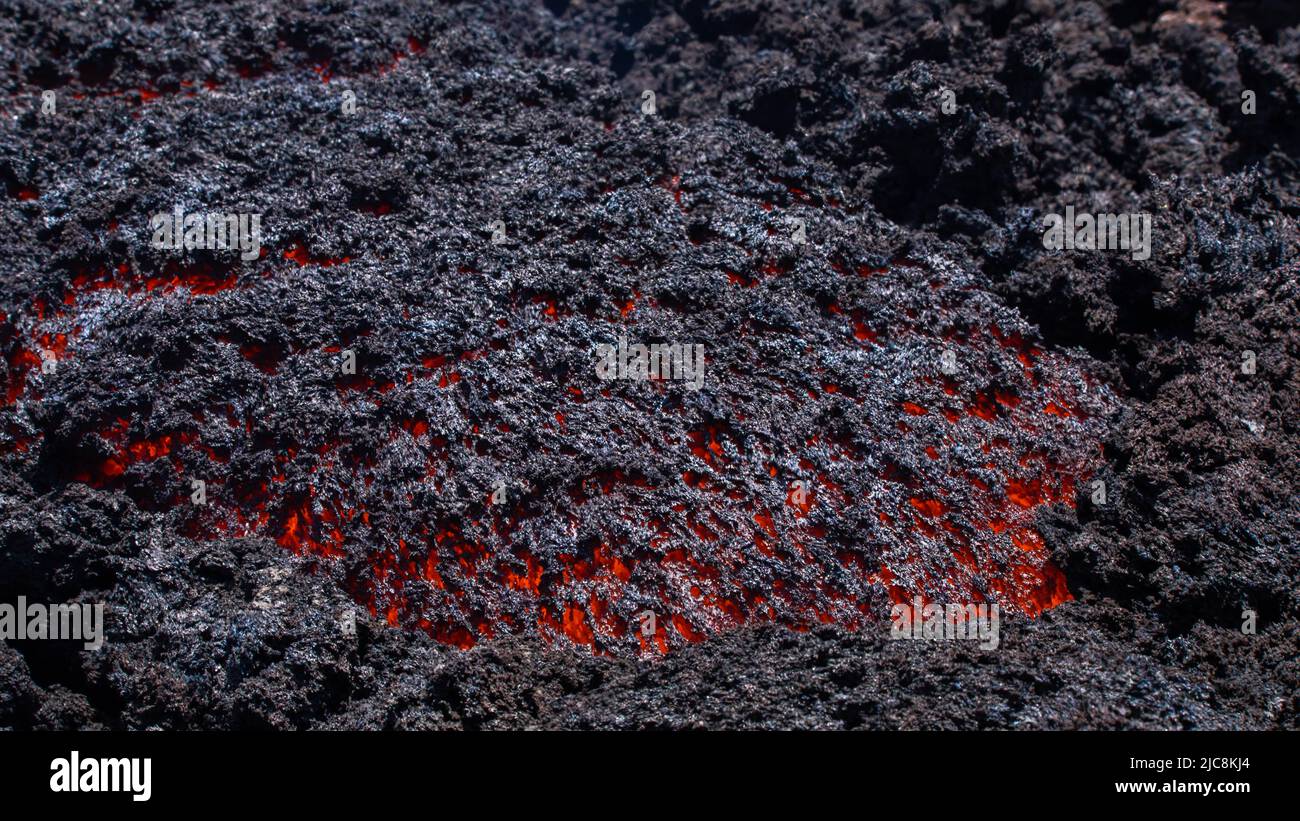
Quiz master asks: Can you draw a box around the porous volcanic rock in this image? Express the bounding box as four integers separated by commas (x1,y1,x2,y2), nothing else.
0,0,1295,729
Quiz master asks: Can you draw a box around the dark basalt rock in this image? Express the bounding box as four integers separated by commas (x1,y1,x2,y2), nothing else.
0,0,1295,730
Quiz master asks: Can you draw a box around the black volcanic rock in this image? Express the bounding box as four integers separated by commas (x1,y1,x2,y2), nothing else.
0,0,1295,730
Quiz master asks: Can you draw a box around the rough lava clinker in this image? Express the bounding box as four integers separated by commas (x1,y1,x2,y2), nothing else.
0,0,1295,730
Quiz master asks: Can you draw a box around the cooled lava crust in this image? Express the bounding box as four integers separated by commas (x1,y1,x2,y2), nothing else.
0,0,1296,729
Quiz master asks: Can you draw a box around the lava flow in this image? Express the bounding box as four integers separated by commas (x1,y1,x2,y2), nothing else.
0,37,1116,656
1,225,1115,657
